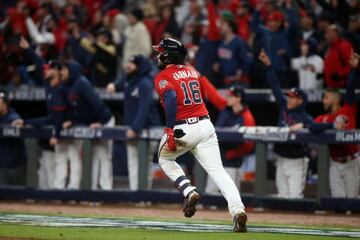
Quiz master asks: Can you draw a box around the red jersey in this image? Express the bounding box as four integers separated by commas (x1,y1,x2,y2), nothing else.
315,103,359,158
154,65,208,120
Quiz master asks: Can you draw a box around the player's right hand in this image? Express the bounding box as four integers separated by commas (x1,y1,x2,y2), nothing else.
164,128,177,152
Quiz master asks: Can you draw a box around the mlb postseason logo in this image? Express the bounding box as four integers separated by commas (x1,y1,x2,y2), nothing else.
159,80,168,89
239,126,289,142
1,126,21,137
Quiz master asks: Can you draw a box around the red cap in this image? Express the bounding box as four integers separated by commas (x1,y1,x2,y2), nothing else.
267,11,284,22
106,9,121,18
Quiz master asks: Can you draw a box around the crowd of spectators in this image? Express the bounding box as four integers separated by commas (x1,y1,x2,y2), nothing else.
0,0,359,90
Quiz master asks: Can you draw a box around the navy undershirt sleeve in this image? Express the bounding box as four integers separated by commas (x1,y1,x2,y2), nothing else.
163,90,177,128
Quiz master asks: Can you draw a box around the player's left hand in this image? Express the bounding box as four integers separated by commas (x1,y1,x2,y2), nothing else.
164,128,177,152
90,122,102,129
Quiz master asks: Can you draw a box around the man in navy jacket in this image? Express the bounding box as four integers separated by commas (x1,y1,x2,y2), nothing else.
258,49,335,198
19,37,70,189
214,17,252,87
61,61,115,190
0,91,27,186
107,55,160,190
251,1,298,88
24,60,70,189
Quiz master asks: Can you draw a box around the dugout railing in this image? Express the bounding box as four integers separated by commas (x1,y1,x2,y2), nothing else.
0,125,359,212
7,86,360,102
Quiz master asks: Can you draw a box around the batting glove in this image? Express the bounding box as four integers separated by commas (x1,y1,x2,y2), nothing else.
164,128,177,152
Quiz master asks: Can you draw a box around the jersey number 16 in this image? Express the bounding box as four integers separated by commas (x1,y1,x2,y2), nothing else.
180,80,203,105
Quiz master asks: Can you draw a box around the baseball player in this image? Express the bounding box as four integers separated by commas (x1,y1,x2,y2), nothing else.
258,49,335,199
205,86,255,193
19,37,69,189
106,55,160,190
23,60,68,190
313,51,359,198
153,38,247,232
60,62,115,190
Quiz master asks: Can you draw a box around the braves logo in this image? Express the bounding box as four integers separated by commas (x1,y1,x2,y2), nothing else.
131,87,139,97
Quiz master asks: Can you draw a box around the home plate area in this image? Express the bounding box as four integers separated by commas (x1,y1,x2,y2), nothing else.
0,214,359,238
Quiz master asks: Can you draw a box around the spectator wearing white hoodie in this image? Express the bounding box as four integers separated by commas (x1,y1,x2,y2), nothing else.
123,8,152,67
291,38,324,89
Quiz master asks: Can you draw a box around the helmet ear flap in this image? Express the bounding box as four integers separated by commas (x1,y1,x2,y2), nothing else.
159,52,169,64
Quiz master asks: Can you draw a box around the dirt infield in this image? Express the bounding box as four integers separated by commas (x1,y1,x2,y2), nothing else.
0,201,359,229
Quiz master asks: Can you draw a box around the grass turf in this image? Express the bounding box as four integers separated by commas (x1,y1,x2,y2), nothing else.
0,224,352,240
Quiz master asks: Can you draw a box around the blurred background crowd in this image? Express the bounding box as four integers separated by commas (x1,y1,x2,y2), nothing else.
1,0,359,90
0,0,359,199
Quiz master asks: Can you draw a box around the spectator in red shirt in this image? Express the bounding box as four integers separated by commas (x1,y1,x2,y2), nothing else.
313,50,359,198
323,24,353,88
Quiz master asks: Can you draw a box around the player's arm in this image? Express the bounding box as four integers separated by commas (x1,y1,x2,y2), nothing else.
19,36,46,85
206,1,221,41
25,116,51,127
200,76,227,110
163,90,177,129
344,50,359,105
258,49,287,108
297,114,344,132
305,114,334,133
154,77,177,151
250,4,268,35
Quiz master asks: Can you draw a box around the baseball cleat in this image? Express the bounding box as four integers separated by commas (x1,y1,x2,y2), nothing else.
233,211,247,232
183,190,200,218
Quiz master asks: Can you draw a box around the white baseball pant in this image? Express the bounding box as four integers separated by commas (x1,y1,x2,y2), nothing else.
329,157,359,198
91,117,115,190
38,150,55,189
126,140,157,190
53,140,82,189
158,119,245,218
205,167,241,194
275,156,309,198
